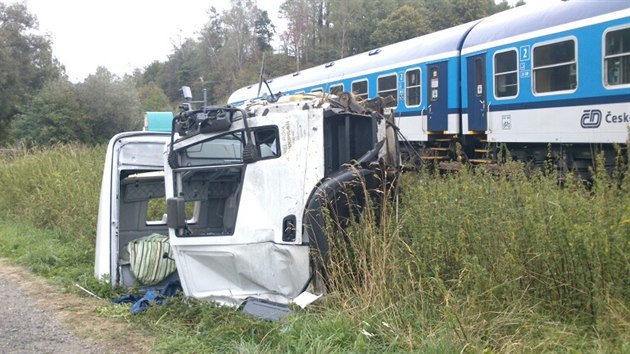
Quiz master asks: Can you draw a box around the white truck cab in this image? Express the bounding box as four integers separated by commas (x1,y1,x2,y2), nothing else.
95,90,398,306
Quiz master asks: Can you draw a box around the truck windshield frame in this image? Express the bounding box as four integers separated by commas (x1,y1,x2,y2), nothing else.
171,125,281,237
177,126,281,168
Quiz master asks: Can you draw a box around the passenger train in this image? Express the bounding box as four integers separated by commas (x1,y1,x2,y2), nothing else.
228,0,630,173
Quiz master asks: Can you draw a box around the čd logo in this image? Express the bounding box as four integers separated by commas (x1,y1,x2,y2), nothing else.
581,109,602,128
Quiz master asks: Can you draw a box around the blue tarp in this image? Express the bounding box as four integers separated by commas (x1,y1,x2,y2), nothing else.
112,280,181,314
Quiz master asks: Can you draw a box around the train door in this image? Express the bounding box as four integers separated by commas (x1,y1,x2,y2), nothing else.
466,54,487,131
427,62,448,132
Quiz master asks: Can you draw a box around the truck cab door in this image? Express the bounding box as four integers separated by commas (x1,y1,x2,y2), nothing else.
94,132,171,286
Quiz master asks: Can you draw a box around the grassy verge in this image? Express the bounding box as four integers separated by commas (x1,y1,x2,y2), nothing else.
324,161,630,352
0,145,628,353
0,144,102,239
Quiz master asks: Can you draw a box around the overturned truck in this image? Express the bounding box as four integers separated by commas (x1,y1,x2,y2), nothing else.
95,91,399,305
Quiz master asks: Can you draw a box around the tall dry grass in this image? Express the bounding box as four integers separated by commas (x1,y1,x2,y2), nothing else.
324,159,629,352
0,144,104,244
0,144,628,352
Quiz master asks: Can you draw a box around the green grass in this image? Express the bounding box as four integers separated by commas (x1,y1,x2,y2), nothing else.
0,144,628,353
0,144,102,239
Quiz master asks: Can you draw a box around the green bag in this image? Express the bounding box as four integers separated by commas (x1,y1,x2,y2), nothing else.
127,234,177,286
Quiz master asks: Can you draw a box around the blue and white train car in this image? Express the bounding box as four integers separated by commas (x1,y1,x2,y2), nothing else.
229,22,479,144
228,0,630,170
461,0,630,166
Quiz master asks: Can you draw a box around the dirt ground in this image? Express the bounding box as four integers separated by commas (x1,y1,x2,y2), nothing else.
0,258,154,354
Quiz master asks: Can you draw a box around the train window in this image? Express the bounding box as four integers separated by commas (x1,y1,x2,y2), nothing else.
533,39,577,94
351,80,368,100
311,88,323,93
329,84,344,95
605,27,630,86
494,49,518,98
378,74,397,105
405,69,421,107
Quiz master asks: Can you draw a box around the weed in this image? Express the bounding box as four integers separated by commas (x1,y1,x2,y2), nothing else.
0,145,628,352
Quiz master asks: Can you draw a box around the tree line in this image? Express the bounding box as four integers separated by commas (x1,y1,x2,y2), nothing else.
0,0,521,146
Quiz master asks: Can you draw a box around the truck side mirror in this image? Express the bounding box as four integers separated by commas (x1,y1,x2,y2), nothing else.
181,86,193,101
167,197,186,230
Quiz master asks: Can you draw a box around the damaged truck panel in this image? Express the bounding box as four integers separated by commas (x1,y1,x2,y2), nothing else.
94,132,172,286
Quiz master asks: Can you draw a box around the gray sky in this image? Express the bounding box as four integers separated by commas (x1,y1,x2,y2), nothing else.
9,0,283,82
8,0,545,83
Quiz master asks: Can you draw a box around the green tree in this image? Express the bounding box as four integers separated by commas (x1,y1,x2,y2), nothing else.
492,0,511,12
10,79,92,146
217,0,269,97
255,10,275,53
197,6,225,76
141,61,166,86
222,0,258,72
0,2,60,143
158,38,203,102
76,67,143,142
195,7,231,103
279,0,314,70
449,0,491,25
420,0,453,32
370,5,429,47
138,82,172,112
325,0,367,59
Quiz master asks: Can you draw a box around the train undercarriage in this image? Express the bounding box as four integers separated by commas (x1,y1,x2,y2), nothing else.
402,133,627,180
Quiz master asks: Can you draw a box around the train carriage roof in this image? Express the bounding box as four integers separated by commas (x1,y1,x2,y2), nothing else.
229,21,479,104
462,0,630,52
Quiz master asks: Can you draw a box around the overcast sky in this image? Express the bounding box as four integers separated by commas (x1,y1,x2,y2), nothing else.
8,0,283,82
8,0,544,83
